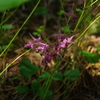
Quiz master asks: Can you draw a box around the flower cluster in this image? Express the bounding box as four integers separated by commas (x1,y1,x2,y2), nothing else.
25,30,75,65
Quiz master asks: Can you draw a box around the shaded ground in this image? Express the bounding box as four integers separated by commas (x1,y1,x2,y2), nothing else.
0,0,100,100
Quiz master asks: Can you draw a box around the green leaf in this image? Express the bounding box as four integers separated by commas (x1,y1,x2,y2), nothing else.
37,87,52,99
37,28,43,33
32,32,40,37
81,51,100,63
61,26,70,33
0,0,29,12
19,66,34,78
9,76,21,81
16,85,28,93
34,6,48,15
2,24,14,29
39,25,45,29
57,10,65,15
53,72,63,81
96,46,100,51
46,89,52,99
75,8,83,13
0,75,2,77
0,80,3,83
85,16,92,23
0,45,6,52
32,32,41,37
64,69,80,81
36,87,44,97
31,80,41,91
38,71,50,81
19,59,41,78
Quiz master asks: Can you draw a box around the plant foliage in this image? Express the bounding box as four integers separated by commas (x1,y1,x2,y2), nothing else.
64,69,80,81
81,51,100,63
0,0,29,11
19,59,41,78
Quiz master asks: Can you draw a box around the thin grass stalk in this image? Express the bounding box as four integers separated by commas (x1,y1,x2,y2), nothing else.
0,0,41,57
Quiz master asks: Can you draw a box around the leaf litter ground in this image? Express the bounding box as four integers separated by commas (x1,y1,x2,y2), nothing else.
0,1,100,100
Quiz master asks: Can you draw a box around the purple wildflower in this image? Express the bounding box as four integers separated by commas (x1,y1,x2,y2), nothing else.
42,54,51,64
52,29,67,41
24,41,34,48
66,12,72,17
36,43,49,52
42,49,60,65
65,4,75,17
67,35,75,43
29,33,42,42
25,31,76,65
56,33,76,52
57,38,68,50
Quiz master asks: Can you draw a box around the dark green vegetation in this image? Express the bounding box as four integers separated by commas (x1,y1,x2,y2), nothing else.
0,0,100,100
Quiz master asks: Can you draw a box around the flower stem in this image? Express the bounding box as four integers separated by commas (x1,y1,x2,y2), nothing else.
0,49,31,76
41,58,61,100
